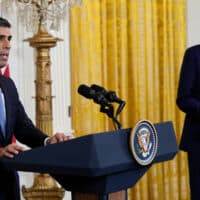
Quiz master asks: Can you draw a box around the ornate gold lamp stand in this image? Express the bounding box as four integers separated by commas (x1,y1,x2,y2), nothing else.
21,24,65,200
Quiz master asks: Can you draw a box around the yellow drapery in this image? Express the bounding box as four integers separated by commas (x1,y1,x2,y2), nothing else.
70,0,189,199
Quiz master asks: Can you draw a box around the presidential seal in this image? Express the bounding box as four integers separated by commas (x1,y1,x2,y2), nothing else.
130,120,158,166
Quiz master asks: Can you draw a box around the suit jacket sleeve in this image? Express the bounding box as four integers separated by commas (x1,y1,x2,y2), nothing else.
176,46,200,116
7,78,48,148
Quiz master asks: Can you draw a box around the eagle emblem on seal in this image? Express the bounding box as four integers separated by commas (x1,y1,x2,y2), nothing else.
137,127,152,158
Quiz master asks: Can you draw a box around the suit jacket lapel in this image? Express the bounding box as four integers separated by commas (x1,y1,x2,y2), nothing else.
0,127,4,144
0,76,12,141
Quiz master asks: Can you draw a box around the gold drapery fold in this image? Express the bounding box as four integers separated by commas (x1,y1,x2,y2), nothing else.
70,0,189,199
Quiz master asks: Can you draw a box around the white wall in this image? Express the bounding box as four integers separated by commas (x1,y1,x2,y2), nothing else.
187,0,200,47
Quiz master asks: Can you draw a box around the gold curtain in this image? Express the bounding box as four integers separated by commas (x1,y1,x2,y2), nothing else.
70,0,189,199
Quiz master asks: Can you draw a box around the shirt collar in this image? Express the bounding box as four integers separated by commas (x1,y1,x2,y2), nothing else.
0,66,6,75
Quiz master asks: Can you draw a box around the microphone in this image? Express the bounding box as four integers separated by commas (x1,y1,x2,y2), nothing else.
90,84,123,103
78,84,123,130
78,84,112,107
91,84,126,116
78,84,95,99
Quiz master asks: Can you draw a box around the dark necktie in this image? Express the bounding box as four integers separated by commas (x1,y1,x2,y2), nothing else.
0,89,6,137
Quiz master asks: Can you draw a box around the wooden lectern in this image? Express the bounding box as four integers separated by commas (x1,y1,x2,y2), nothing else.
0,121,178,200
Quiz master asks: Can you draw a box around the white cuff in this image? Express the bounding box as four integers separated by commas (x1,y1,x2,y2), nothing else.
44,137,50,146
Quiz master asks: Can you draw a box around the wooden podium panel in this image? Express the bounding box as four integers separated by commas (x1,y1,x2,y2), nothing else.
72,190,126,200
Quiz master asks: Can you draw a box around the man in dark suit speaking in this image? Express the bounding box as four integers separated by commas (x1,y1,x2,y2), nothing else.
0,17,71,200
177,45,200,200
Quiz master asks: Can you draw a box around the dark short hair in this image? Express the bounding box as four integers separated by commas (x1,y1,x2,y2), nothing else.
0,17,11,28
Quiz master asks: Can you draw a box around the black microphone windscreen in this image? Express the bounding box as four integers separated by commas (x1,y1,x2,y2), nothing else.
91,84,106,94
78,84,95,99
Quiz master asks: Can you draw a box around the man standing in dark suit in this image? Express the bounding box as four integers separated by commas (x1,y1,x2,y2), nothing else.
0,17,71,200
177,45,200,200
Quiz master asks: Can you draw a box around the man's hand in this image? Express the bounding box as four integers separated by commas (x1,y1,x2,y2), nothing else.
0,144,26,158
46,133,74,145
